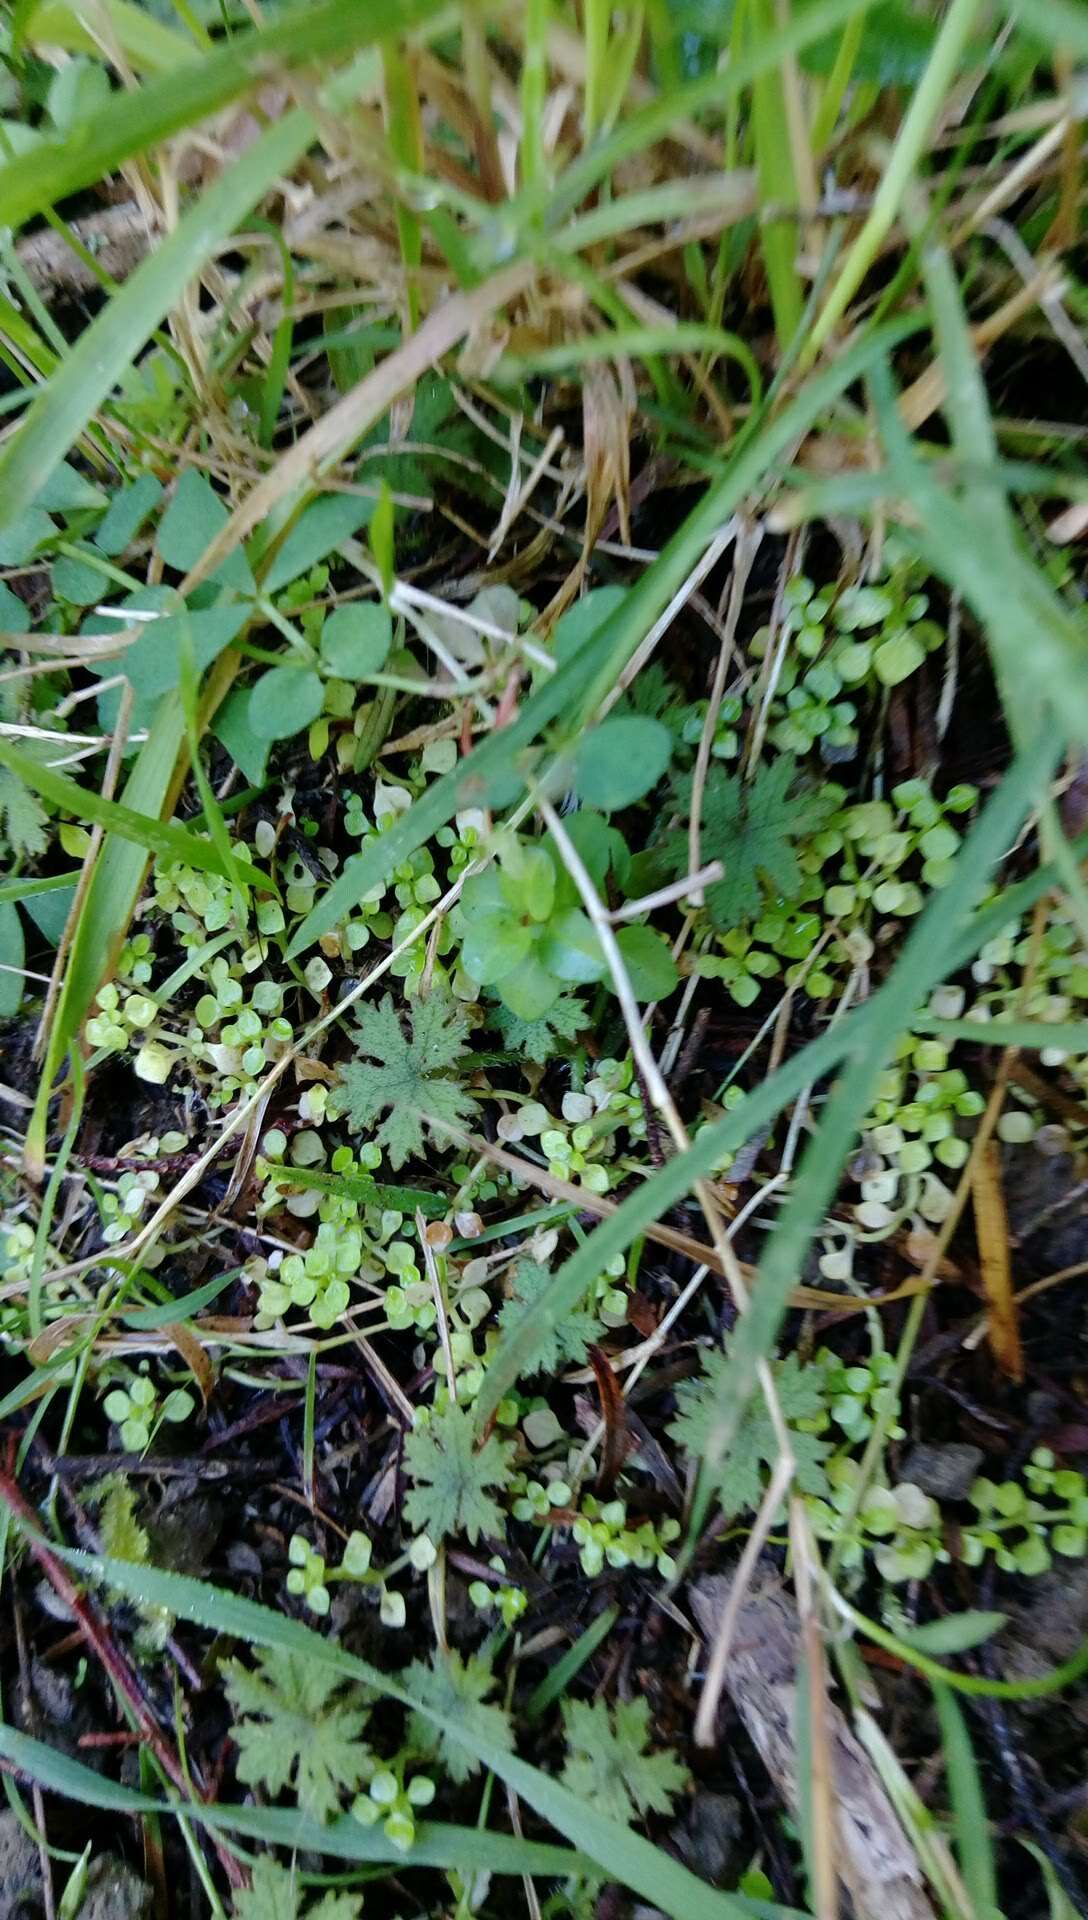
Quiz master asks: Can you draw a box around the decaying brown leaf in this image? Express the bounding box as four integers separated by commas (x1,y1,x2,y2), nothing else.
691,1574,935,1920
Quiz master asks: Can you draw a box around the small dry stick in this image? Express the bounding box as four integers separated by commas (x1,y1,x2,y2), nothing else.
688,516,762,905
790,1499,839,1920
418,1207,457,1402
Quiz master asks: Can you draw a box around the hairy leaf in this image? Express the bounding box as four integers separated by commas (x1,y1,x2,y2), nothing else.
669,1345,831,1517
497,1261,601,1376
223,1649,371,1822
673,757,833,926
232,1858,362,1920
0,767,47,859
336,991,478,1169
561,1697,689,1826
403,1402,515,1544
488,992,587,1065
406,1650,514,1784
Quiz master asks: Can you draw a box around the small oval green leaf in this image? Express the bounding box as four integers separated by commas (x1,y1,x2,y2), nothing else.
898,1610,1007,1656
499,958,562,1022
614,924,679,1001
540,909,607,985
248,666,324,741
574,717,672,810
320,603,392,679
462,913,532,985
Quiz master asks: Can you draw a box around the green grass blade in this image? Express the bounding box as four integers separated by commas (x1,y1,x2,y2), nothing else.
21,701,186,1175
525,1606,619,1720
749,0,805,352
0,0,451,229
0,870,81,904
120,1269,243,1330
264,1163,448,1218
1002,0,1088,58
43,1549,796,1920
867,361,1088,749
0,113,313,529
901,229,1088,751
287,315,919,957
0,739,268,886
1019,1839,1082,1920
932,1685,999,1920
805,0,982,361
493,325,762,398
915,1016,1088,1051
382,41,425,329
0,1726,590,1879
23,0,198,72
520,0,550,190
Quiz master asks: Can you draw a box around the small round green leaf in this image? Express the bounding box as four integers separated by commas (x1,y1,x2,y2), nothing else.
540,909,607,985
552,585,628,665
499,957,562,1022
573,717,672,810
320,603,392,679
462,912,532,985
613,924,679,1001
874,631,925,687
248,666,324,741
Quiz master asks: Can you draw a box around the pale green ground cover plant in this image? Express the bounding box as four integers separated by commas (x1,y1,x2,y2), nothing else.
0,3,1087,1919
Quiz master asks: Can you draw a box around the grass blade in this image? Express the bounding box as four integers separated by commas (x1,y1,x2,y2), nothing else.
0,1725,591,1879
0,0,451,229
0,739,268,886
1002,0,1088,58
37,1548,795,1920
0,113,313,528
805,0,982,361
932,1685,1000,1920
24,0,198,72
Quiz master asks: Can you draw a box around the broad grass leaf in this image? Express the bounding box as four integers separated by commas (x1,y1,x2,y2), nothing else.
0,900,24,1016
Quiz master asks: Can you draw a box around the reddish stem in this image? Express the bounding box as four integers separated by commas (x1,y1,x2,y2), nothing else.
0,1470,246,1891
